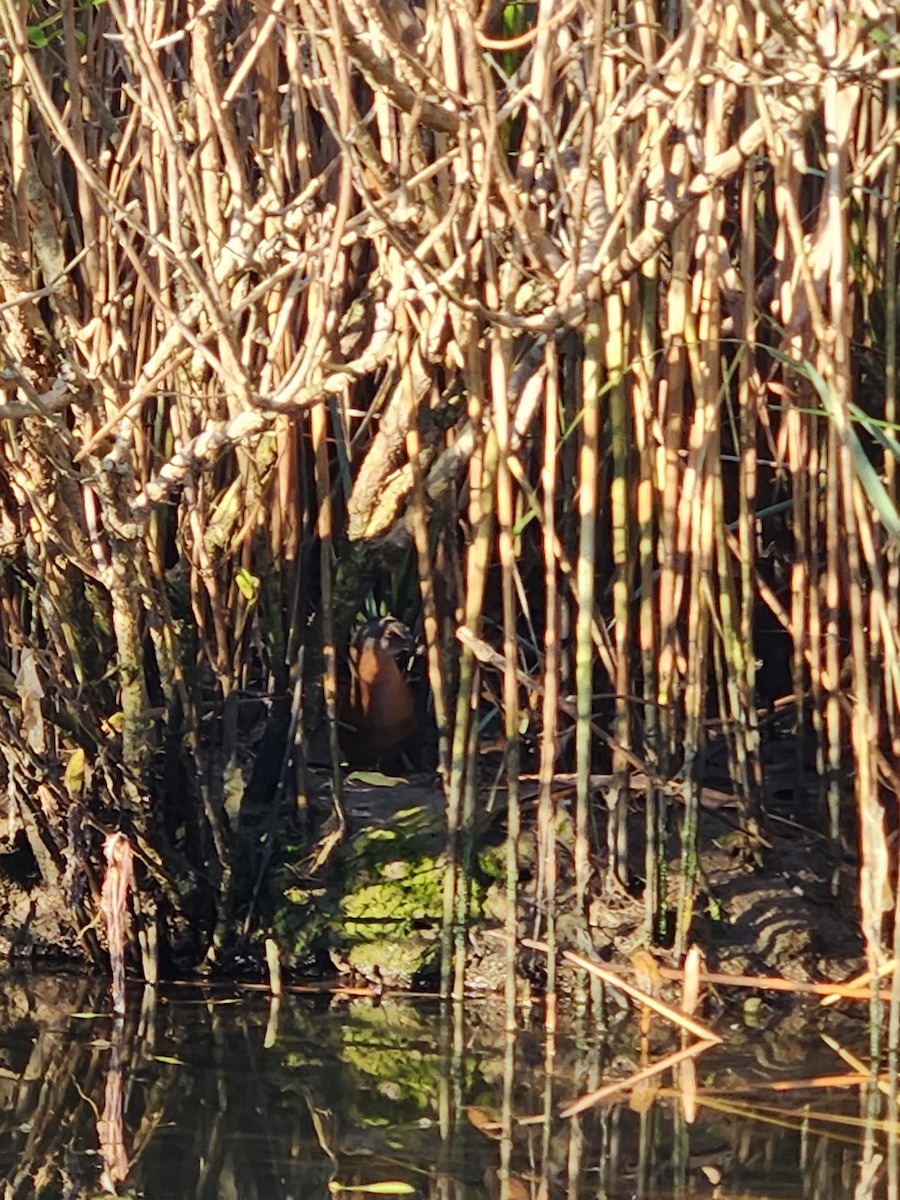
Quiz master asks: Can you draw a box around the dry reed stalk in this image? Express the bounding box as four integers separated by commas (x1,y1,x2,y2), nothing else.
443,336,494,997
538,340,561,1027
576,302,603,914
404,364,451,784
821,14,883,972
607,289,631,891
892,49,900,1065
492,327,522,1024
629,0,664,940
590,0,631,896
313,395,343,791
886,110,900,988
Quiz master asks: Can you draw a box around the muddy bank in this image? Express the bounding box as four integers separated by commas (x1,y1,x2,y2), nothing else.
270,767,865,994
0,757,865,1000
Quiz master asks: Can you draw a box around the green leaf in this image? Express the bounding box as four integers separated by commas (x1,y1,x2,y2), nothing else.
345,771,408,787
235,567,260,602
764,347,900,541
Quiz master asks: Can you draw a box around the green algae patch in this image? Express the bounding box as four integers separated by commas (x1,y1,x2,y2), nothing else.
341,856,445,939
344,936,438,986
272,800,485,985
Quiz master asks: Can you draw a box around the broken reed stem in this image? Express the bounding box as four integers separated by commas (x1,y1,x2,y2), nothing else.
101,832,134,1016
521,936,722,1043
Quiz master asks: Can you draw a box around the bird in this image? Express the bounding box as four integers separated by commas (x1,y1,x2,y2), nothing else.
338,616,419,769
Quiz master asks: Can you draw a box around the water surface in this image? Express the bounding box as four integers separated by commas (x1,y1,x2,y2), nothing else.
0,973,889,1198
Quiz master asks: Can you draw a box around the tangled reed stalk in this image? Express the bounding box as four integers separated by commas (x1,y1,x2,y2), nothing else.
0,0,896,981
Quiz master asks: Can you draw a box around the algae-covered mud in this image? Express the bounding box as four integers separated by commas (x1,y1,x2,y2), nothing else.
273,780,461,985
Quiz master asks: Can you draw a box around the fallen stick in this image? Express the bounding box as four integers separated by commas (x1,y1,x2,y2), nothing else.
819,958,896,1006
521,937,722,1043
652,964,887,1002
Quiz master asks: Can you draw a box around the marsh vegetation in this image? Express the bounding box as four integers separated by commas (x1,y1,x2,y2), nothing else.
0,1,895,1009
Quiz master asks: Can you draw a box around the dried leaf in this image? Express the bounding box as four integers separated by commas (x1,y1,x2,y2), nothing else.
681,945,703,1016
64,747,86,796
15,649,45,753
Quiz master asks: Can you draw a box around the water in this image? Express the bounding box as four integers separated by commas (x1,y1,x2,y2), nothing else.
0,972,890,1198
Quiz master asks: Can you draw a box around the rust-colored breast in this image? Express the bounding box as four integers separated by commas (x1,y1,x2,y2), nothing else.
339,618,418,767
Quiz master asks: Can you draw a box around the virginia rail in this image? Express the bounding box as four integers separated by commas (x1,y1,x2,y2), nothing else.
338,616,419,768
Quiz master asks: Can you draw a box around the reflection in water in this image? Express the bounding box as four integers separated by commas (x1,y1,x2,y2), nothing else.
96,1013,127,1191
0,972,892,1199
